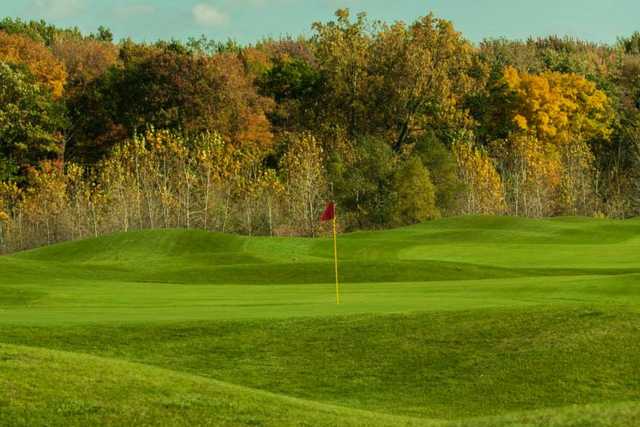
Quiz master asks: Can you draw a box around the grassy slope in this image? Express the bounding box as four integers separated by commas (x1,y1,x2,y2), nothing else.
3,343,638,427
1,216,640,425
0,343,433,427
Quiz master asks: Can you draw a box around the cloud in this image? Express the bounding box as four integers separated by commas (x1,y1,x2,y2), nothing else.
192,3,229,27
27,0,87,20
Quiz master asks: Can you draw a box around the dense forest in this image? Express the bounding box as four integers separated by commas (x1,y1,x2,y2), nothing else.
1,10,640,252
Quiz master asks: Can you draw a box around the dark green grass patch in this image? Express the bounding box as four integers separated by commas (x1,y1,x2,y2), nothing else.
0,287,44,306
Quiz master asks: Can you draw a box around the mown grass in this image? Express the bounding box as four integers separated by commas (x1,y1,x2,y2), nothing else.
3,307,640,420
0,343,434,427
1,216,640,425
3,343,638,427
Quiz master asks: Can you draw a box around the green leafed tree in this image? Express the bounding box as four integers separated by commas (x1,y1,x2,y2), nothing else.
0,62,66,178
330,136,397,229
390,156,439,225
414,132,464,214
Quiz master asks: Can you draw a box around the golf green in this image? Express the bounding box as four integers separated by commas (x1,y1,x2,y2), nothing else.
1,216,639,426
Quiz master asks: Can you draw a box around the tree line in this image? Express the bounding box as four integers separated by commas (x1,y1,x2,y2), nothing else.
1,11,640,252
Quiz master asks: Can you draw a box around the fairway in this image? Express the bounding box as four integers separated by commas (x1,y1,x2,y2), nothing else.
1,216,640,426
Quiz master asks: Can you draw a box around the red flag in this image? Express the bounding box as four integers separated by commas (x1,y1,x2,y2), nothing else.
320,202,335,221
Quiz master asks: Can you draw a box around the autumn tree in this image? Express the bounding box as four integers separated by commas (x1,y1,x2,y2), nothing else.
68,42,273,163
453,135,506,215
21,161,69,245
307,10,476,149
0,181,20,252
0,31,67,98
311,9,373,140
503,66,613,144
500,67,613,214
0,193,8,250
281,133,327,236
595,115,640,217
490,135,561,216
52,36,118,88
0,30,68,178
368,13,475,149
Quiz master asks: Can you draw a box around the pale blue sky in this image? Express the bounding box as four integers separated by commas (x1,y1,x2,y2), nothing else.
1,0,638,45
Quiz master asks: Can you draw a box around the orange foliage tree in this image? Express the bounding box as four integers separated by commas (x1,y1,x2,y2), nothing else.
51,36,118,88
0,31,67,98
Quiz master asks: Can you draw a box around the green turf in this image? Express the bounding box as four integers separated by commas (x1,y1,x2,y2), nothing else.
1,216,640,425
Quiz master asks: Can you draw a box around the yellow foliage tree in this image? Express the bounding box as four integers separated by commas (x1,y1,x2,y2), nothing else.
0,200,7,223
0,181,23,252
453,138,506,215
0,188,9,251
496,67,613,215
0,197,8,250
22,161,69,245
281,133,327,236
503,66,613,145
491,135,562,216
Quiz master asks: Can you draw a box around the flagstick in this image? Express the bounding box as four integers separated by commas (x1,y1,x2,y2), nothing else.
332,207,340,305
